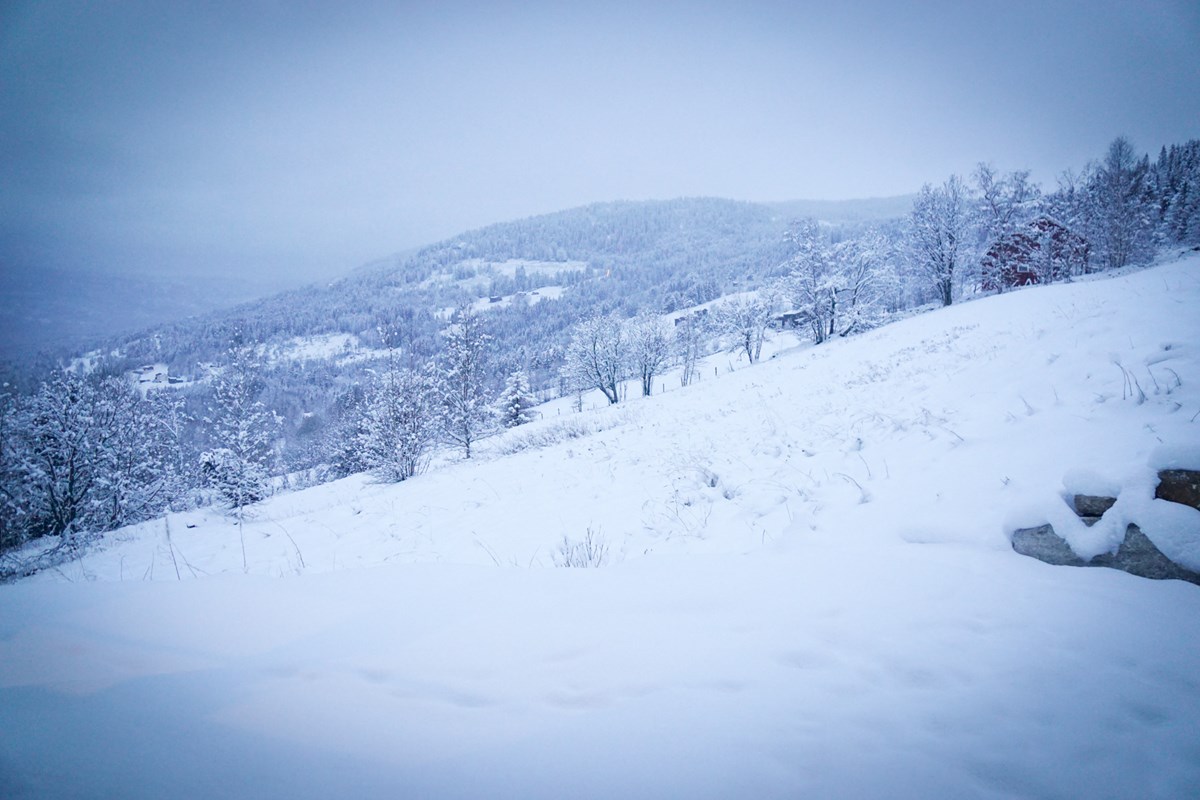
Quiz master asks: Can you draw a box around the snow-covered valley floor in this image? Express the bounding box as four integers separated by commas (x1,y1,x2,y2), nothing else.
3,254,1200,798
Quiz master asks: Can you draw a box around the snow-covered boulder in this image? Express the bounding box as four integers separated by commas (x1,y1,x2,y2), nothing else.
1013,468,1200,585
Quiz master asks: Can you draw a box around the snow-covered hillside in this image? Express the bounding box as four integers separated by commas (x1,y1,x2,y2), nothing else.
3,254,1200,798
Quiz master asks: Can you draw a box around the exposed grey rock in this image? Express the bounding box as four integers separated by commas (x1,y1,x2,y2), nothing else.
1011,524,1086,567
1012,523,1200,586
1012,467,1200,584
1092,525,1200,585
1072,494,1116,517
1156,469,1200,511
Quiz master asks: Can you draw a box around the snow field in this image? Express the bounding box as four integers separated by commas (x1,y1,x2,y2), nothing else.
3,543,1199,798
2,253,1200,797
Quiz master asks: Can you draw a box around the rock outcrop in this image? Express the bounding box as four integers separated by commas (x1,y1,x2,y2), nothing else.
1010,469,1200,586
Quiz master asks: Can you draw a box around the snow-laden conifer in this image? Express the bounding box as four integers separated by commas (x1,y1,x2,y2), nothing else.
201,346,280,513
496,369,537,428
437,307,492,458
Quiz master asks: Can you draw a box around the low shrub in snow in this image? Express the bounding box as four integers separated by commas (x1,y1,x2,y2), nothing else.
552,528,609,568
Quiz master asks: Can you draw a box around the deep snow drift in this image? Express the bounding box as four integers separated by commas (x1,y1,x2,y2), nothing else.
3,254,1200,799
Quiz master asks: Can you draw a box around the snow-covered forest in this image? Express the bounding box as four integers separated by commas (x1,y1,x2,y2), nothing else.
2,137,1198,569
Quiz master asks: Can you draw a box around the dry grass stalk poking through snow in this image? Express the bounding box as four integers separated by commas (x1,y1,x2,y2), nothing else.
494,418,594,455
552,528,609,567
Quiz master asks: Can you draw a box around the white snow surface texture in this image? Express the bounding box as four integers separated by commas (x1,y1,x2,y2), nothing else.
4,254,1200,799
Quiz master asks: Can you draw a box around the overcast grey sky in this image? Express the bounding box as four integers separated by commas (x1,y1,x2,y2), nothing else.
2,0,1198,286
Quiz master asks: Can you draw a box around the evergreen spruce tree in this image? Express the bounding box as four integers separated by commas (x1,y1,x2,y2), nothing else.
325,383,371,478
201,345,279,514
438,307,493,458
496,369,537,428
